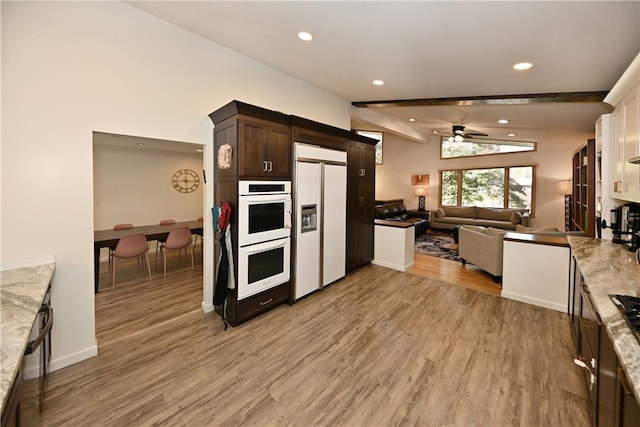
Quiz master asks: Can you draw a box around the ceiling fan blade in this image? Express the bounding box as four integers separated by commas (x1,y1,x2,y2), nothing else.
464,131,488,137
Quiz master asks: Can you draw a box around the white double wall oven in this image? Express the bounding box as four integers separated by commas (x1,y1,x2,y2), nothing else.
237,181,292,300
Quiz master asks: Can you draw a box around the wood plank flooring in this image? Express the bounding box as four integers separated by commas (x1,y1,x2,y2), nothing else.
94,247,203,346
409,253,502,296
23,258,590,426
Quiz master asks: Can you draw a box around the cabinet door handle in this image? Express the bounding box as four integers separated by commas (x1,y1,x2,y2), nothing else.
268,161,273,172
259,298,273,306
359,196,365,207
360,168,365,177
263,161,268,172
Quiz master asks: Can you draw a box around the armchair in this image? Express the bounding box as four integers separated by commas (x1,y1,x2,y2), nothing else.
458,225,506,282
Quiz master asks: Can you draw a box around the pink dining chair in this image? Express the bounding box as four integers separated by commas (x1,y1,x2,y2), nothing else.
161,227,194,277
156,219,176,257
111,233,152,290
108,223,134,267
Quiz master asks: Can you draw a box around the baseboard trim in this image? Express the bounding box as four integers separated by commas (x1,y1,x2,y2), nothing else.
201,301,215,313
501,291,565,313
372,259,414,272
24,342,98,379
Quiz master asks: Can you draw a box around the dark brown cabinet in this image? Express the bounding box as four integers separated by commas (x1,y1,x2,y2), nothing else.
617,367,640,427
1,365,22,427
209,100,378,323
346,140,375,273
209,101,292,327
238,119,290,178
571,139,596,237
569,258,640,427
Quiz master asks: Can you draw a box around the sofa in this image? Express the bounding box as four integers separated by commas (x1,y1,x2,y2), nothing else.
458,224,585,282
430,206,530,231
374,201,428,237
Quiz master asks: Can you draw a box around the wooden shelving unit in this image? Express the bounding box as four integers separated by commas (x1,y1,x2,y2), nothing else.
571,139,596,237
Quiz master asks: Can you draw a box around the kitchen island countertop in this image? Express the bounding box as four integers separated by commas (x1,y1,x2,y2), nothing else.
0,262,55,413
568,236,640,403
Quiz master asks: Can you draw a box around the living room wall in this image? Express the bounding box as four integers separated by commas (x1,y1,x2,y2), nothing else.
375,133,581,230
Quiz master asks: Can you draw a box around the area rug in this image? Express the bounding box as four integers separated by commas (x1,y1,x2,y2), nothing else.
415,230,461,262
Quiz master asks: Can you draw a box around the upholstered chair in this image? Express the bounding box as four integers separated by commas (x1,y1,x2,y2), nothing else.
111,233,152,290
161,227,194,277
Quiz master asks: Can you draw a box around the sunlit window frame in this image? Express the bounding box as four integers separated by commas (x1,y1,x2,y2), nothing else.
438,164,537,217
440,136,537,159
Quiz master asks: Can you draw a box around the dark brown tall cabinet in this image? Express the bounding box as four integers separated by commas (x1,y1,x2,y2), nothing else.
571,139,596,237
346,140,376,273
209,101,292,327
210,100,378,325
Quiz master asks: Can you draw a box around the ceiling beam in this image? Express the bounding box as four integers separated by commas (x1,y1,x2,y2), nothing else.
352,91,612,109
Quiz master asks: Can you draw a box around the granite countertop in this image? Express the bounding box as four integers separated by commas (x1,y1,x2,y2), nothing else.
568,236,640,403
0,263,55,412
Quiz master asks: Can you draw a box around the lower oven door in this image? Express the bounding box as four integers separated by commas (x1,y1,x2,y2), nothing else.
238,237,290,300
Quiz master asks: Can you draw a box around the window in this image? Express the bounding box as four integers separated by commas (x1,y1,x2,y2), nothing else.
440,165,535,212
441,137,536,159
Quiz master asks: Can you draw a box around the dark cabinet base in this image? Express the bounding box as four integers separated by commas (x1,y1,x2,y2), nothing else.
216,283,289,327
1,365,22,427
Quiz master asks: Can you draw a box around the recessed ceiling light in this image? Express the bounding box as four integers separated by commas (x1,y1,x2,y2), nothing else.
373,79,384,86
134,142,146,147
196,149,203,152
298,31,313,41
513,62,533,71
498,119,509,124
432,130,439,134
408,118,416,122
507,133,517,137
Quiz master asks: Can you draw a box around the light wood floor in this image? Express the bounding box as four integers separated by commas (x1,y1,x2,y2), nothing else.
409,253,502,296
94,246,204,346
24,257,590,426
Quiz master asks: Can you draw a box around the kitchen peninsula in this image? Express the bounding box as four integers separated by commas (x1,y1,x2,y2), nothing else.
569,236,640,425
1,260,55,426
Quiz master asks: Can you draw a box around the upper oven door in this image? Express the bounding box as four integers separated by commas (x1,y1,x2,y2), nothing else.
238,193,292,246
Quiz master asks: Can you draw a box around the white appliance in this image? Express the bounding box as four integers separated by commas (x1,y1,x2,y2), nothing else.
237,180,292,300
238,181,292,246
294,143,347,300
237,237,290,300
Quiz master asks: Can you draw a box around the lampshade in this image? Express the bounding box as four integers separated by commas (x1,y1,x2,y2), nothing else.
557,180,572,195
414,187,427,196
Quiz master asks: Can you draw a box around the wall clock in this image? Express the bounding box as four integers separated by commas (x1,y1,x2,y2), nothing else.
172,168,200,193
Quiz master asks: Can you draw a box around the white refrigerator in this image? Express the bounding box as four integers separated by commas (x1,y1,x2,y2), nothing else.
294,143,347,300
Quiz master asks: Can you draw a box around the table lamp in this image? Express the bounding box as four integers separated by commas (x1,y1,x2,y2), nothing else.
415,186,427,212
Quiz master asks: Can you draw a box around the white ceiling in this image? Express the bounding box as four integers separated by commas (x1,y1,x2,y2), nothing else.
126,1,640,146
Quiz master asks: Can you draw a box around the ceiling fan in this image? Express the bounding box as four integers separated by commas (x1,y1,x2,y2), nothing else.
434,125,489,142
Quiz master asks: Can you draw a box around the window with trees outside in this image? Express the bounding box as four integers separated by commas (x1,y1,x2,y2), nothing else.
440,165,535,213
441,137,536,159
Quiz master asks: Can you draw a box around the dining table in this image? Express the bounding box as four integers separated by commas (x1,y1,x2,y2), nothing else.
93,220,204,293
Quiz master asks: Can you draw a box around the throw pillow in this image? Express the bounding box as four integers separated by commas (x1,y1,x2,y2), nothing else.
435,208,446,218
510,211,522,225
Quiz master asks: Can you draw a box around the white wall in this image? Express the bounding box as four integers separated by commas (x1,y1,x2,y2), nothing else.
375,133,580,230
1,1,351,371
93,144,203,230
